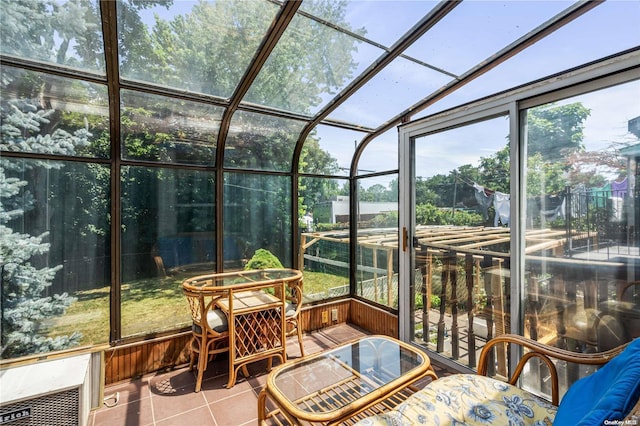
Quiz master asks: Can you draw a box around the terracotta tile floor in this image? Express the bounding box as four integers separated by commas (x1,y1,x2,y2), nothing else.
90,324,453,426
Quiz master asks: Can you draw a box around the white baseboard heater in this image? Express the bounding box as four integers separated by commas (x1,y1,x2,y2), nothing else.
0,353,98,426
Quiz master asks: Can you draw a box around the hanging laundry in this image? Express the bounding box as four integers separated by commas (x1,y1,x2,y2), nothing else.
610,197,624,222
611,176,627,198
473,182,494,220
539,194,565,220
494,192,510,227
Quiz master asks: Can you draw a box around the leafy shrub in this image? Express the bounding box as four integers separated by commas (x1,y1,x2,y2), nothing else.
431,295,441,308
244,248,283,270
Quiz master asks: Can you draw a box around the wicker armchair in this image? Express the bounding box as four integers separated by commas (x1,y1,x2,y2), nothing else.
183,284,229,392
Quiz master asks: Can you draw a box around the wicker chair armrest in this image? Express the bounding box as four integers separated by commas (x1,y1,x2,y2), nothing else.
620,281,640,301
286,284,303,315
477,334,630,405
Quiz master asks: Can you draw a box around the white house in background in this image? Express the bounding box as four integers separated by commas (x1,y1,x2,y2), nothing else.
315,196,398,224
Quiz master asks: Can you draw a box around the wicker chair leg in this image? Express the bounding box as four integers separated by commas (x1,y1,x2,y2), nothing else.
194,337,208,393
188,338,197,372
297,325,305,357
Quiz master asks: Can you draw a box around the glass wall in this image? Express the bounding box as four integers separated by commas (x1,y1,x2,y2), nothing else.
225,112,304,172
355,174,399,307
357,129,399,176
400,64,639,398
121,90,221,166
296,126,362,301
521,79,640,397
0,0,342,358
118,88,223,338
1,158,111,356
300,125,364,177
120,167,214,338
224,172,292,270
408,116,511,369
1,65,111,357
298,176,350,301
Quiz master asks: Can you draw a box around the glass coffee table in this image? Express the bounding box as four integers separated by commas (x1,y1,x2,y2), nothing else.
258,335,437,425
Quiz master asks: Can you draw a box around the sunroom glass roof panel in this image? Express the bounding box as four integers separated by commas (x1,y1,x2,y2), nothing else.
0,0,105,74
121,90,223,166
243,12,382,116
298,0,441,47
403,0,575,76
117,0,278,99
413,0,640,122
497,0,640,78
224,110,305,172
326,56,453,128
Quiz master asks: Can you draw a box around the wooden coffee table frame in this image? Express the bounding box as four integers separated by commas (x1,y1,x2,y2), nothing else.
258,335,438,425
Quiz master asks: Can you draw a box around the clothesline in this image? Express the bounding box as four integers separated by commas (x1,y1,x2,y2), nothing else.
470,181,509,227
468,176,629,227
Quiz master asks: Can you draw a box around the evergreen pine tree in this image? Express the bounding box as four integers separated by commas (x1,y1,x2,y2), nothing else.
1,98,89,358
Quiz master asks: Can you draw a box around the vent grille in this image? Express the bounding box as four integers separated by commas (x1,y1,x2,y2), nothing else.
0,388,79,426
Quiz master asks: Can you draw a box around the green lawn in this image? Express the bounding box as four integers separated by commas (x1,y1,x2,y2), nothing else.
48,270,347,346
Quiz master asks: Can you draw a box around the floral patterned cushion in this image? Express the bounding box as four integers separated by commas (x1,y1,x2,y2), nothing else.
355,374,557,426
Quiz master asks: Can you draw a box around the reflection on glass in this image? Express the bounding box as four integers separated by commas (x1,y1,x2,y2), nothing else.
356,174,399,307
244,11,376,115
1,159,110,358
301,125,366,176
272,336,424,407
121,90,222,165
0,0,105,74
121,166,214,338
411,116,510,370
299,177,349,301
523,80,640,370
117,0,277,98
224,172,291,271
225,111,305,171
0,67,110,158
357,129,399,175
526,82,640,350
299,0,438,48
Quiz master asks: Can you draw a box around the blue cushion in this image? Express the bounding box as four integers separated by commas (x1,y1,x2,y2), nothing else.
554,338,640,425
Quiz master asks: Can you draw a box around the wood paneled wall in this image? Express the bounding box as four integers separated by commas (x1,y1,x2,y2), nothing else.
104,332,191,385
349,299,398,338
300,300,350,331
104,299,398,385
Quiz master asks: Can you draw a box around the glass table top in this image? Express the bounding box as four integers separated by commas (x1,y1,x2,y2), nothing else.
268,335,427,417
